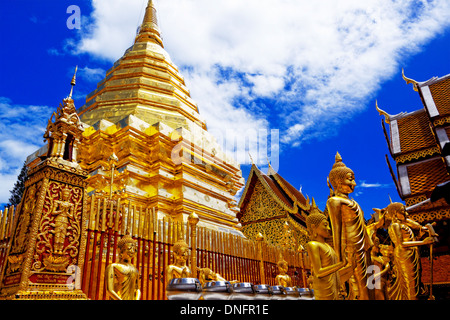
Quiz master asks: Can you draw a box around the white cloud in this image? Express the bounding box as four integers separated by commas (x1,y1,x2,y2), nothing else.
359,181,392,188
0,171,20,206
70,0,450,156
0,98,50,204
78,66,106,83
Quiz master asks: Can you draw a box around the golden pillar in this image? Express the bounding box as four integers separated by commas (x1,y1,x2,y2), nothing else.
188,212,199,277
256,233,266,284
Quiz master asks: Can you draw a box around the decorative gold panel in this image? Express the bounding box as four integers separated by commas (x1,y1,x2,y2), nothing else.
240,180,309,250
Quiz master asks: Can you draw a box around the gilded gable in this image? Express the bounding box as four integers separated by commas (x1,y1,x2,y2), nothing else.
240,179,285,224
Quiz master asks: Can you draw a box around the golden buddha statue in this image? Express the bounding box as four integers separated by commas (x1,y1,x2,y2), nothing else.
165,239,192,286
326,152,373,300
385,202,436,300
370,236,391,300
305,211,348,300
198,268,230,285
50,187,74,254
105,235,141,300
275,258,293,287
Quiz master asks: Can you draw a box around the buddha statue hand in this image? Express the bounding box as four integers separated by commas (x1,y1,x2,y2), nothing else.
181,266,190,278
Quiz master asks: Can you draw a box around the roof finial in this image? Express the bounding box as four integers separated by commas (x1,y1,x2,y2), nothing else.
135,0,163,47
375,100,391,124
402,68,419,92
248,152,255,165
68,65,78,99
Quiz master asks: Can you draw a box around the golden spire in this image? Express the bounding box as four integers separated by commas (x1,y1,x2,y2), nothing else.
68,65,78,99
135,0,163,47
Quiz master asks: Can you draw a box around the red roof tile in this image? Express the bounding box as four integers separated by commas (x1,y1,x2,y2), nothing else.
429,77,450,116
407,158,450,195
396,110,436,154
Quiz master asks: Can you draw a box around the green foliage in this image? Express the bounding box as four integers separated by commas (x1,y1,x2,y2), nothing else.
8,161,28,207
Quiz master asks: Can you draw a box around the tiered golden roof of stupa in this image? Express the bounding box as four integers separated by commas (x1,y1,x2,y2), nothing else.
77,0,206,132
26,0,245,233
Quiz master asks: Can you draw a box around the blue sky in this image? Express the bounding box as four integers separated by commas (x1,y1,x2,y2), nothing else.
1,0,450,220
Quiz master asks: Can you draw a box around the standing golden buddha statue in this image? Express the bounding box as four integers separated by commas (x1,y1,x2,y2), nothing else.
165,239,192,286
385,202,436,300
326,152,373,300
305,212,348,300
370,236,391,300
105,235,141,300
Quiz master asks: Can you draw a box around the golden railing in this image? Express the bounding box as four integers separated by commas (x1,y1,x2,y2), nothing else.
0,196,309,300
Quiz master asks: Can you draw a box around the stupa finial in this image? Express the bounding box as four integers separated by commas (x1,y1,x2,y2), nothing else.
135,0,164,47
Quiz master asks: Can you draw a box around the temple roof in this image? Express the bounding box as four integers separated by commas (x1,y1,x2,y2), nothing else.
423,74,450,117
407,158,450,195
396,110,436,154
378,71,450,206
378,71,450,163
237,163,316,223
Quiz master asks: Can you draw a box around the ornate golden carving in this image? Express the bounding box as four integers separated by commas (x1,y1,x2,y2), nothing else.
408,208,450,223
405,195,428,207
10,183,40,256
394,146,441,163
433,116,450,127
32,182,83,273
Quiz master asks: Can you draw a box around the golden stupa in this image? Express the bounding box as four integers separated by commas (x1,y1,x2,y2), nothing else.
27,0,245,233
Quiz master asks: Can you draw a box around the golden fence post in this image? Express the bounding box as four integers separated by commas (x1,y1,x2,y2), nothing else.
0,207,7,240
188,212,199,277
256,232,265,285
7,206,15,238
298,244,307,287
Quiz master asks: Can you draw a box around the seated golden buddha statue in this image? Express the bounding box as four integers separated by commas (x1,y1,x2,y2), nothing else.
105,235,141,300
305,211,348,300
165,239,192,286
275,258,293,287
198,267,234,286
326,152,373,300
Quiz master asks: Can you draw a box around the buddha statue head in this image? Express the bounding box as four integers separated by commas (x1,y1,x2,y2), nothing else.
277,258,289,275
306,212,331,240
328,152,356,196
385,202,407,222
117,235,137,262
172,239,189,266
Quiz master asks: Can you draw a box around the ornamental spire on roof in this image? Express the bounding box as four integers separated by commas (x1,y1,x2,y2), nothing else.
68,65,78,99
135,0,163,47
